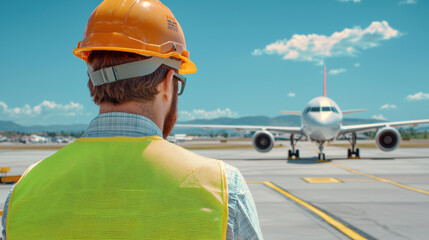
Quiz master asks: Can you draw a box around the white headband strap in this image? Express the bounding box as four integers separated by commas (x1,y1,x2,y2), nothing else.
89,57,181,86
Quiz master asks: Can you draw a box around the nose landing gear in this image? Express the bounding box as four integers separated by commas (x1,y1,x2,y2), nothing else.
317,141,328,162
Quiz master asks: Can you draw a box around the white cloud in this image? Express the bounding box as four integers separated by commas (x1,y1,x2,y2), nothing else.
251,49,263,56
399,0,417,5
329,68,347,75
380,104,397,110
252,21,401,65
0,102,7,111
372,114,387,121
354,63,360,67
288,92,296,97
179,108,239,121
405,92,429,101
0,100,84,118
338,0,362,3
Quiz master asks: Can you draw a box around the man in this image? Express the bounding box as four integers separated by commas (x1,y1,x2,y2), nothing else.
2,0,263,239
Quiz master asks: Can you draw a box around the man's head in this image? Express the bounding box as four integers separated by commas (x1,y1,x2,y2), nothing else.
87,51,179,138
74,0,197,138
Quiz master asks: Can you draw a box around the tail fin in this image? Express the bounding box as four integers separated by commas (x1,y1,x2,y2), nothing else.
323,65,327,97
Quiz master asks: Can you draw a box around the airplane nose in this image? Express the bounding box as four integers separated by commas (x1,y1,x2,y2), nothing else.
304,112,340,141
308,112,337,126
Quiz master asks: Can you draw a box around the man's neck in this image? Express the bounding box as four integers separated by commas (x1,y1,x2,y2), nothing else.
99,101,165,132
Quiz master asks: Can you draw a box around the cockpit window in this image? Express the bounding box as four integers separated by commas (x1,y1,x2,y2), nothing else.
310,107,320,112
322,107,331,112
304,107,311,114
331,107,338,113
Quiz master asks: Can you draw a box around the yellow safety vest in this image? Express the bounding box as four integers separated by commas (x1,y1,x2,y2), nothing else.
6,136,228,239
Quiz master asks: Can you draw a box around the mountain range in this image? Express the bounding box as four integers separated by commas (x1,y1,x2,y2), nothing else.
0,120,88,133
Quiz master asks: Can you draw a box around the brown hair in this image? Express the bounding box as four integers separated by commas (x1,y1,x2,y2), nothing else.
87,51,172,105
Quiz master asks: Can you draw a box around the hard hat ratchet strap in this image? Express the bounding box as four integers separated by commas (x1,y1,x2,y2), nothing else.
89,57,181,86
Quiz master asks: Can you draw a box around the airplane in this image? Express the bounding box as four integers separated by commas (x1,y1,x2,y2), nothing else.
27,134,48,144
167,134,194,143
176,66,429,161
0,135,7,143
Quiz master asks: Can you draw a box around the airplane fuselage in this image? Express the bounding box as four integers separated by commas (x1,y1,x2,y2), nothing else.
301,96,343,142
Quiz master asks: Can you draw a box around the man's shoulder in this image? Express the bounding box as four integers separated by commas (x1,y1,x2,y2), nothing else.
152,141,245,188
222,162,249,198
155,142,249,201
149,138,221,162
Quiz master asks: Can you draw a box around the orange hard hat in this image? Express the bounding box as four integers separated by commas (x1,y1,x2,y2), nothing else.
73,0,196,75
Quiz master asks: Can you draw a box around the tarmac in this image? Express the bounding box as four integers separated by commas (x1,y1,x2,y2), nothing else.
0,140,428,239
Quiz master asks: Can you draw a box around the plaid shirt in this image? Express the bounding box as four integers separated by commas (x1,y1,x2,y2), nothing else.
2,112,263,240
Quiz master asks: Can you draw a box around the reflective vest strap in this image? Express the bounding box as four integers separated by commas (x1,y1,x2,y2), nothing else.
7,136,227,239
219,160,229,239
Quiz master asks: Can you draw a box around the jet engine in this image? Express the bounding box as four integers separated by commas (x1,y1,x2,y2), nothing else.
375,127,401,152
252,131,275,153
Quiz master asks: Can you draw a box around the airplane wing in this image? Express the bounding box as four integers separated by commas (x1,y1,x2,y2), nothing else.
340,119,429,134
280,111,302,115
175,124,304,135
342,109,367,115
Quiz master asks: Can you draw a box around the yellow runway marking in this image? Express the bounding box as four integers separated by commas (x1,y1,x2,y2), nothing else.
329,162,429,196
0,167,10,174
246,180,264,183
302,177,342,183
340,178,377,182
248,181,367,240
305,146,428,195
309,145,319,154
341,177,429,182
384,177,429,181
0,176,21,183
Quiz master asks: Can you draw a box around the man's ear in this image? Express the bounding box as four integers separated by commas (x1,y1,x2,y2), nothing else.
159,69,175,102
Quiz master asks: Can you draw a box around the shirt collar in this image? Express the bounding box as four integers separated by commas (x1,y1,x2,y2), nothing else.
82,112,163,138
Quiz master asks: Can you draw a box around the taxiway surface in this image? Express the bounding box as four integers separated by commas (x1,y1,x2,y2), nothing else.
0,141,428,239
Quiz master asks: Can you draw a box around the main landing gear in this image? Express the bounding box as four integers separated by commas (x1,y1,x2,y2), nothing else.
346,132,360,159
288,134,301,160
317,141,327,162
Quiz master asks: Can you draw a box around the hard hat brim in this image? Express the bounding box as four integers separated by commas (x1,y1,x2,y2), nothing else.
73,46,197,75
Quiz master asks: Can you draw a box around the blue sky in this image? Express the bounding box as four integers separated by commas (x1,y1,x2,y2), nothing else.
0,0,428,126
